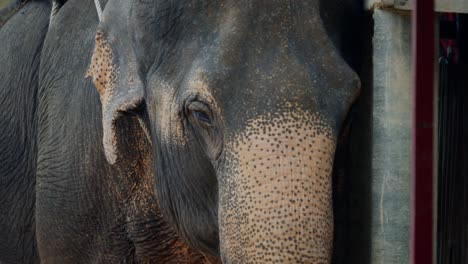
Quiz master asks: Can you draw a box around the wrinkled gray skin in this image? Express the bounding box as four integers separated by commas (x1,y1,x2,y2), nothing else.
0,0,361,263
0,1,49,263
37,0,209,263
2,0,207,263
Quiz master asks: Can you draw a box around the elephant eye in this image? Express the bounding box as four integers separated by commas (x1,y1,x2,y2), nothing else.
186,100,213,127
185,98,223,160
194,110,212,125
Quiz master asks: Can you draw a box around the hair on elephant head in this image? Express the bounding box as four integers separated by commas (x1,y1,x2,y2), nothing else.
87,0,360,262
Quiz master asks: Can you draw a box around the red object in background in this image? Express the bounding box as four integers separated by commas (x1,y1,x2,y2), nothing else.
440,13,458,64
411,0,435,264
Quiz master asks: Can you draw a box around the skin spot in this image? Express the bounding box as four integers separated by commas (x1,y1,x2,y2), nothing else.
219,109,335,263
85,31,118,105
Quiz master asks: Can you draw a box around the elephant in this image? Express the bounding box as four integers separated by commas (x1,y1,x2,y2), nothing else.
2,0,207,263
0,0,362,263
85,0,361,262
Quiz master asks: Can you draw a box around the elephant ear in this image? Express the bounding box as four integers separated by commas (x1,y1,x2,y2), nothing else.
86,31,145,164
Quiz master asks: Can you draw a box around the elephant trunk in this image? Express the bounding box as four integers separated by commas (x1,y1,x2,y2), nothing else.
219,111,336,263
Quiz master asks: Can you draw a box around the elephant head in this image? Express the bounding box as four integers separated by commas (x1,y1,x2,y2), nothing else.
87,0,360,262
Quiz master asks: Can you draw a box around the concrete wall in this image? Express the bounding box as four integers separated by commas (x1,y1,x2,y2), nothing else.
348,9,412,264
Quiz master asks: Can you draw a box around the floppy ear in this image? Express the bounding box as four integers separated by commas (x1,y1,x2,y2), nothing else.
86,31,145,164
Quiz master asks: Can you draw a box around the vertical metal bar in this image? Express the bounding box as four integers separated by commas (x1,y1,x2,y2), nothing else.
411,0,435,263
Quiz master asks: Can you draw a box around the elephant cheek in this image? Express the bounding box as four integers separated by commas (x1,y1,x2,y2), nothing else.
219,112,335,263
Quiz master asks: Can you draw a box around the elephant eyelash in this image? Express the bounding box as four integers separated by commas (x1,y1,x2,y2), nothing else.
185,98,214,126
193,110,212,125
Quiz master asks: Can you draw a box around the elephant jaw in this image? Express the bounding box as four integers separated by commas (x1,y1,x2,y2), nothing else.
219,110,335,263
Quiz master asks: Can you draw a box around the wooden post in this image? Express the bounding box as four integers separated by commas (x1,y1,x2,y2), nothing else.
411,0,435,263
366,0,468,13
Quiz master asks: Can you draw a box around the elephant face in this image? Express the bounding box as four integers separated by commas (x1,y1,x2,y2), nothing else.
87,0,360,262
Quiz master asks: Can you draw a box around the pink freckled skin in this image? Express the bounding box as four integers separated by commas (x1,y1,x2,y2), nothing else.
219,111,336,263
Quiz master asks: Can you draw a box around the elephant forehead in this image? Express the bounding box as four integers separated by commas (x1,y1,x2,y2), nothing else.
220,109,336,262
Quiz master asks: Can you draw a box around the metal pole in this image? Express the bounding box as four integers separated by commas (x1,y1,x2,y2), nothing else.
411,0,435,263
